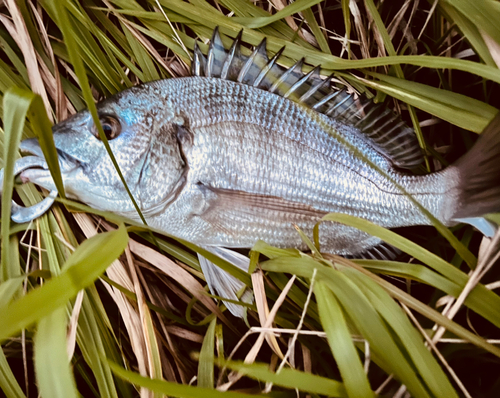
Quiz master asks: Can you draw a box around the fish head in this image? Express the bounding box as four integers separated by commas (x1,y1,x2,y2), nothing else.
20,83,188,219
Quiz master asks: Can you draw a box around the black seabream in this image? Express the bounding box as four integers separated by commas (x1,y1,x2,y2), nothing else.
2,29,500,316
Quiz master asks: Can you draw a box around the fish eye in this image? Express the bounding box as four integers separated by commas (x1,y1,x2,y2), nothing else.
92,115,122,140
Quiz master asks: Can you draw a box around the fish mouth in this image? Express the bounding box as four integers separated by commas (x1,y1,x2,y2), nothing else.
17,142,82,194
1,156,50,186
0,139,80,223
19,138,82,173
0,155,56,223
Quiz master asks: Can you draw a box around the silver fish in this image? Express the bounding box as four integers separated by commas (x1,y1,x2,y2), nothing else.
4,29,500,316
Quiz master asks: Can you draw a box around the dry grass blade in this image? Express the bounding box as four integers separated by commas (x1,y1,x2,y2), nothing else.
432,229,500,345
218,274,295,391
73,213,153,386
128,239,232,326
401,303,473,398
252,270,285,359
3,0,52,120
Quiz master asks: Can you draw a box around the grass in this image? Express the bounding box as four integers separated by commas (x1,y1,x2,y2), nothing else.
1,0,500,397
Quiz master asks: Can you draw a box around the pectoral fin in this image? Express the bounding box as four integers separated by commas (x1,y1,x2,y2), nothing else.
453,217,497,238
197,183,327,220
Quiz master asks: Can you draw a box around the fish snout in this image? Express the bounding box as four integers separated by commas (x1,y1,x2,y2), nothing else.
19,138,44,158
20,137,80,173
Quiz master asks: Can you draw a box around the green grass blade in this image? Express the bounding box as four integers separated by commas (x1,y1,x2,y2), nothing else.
439,2,496,66
108,360,268,397
122,21,160,82
34,307,79,398
0,276,24,308
61,2,126,93
0,347,25,398
198,317,216,388
315,281,374,398
302,7,331,54
223,360,347,397
0,34,29,86
232,0,324,29
1,88,30,281
443,0,500,46
341,0,351,56
201,0,316,48
0,225,128,341
361,72,497,132
26,95,65,197
344,269,458,398
143,303,163,396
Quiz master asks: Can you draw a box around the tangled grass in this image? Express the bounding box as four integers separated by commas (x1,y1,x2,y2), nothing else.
1,0,500,397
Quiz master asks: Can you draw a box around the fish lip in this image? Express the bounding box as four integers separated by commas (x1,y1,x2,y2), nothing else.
14,139,83,194
19,138,83,171
18,139,45,158
0,156,50,195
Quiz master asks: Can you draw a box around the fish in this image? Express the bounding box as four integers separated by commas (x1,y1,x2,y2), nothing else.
4,28,500,316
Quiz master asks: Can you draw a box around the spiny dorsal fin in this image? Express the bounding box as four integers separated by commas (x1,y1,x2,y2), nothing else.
191,41,206,77
284,65,321,99
192,29,424,169
206,27,226,78
270,57,304,95
238,38,269,85
253,46,285,88
221,30,243,80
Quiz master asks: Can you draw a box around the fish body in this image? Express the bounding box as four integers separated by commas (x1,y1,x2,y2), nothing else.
11,30,500,315
21,76,457,255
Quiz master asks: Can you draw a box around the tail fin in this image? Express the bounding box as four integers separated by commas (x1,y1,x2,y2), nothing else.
452,112,500,222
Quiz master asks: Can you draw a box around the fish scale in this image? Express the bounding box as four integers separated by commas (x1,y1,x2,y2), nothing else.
130,76,456,253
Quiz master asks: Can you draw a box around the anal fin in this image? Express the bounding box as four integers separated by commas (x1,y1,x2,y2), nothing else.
198,246,253,318
453,217,497,238
350,241,401,261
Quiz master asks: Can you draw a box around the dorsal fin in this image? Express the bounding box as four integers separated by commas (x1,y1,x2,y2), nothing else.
284,66,320,99
269,57,304,95
253,46,285,88
221,30,243,80
238,38,269,85
192,29,424,169
191,41,206,77
206,27,226,78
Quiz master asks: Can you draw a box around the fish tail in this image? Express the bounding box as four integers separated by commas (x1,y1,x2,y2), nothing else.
451,112,500,233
